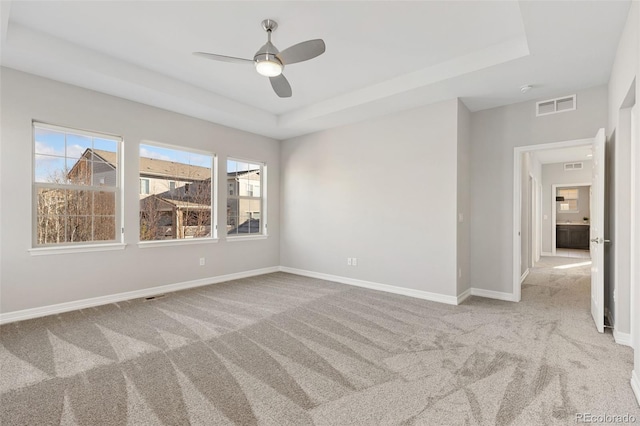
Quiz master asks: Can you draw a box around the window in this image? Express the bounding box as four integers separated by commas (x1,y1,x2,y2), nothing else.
139,143,215,241
33,122,121,246
140,178,150,195
558,188,579,212
227,159,265,236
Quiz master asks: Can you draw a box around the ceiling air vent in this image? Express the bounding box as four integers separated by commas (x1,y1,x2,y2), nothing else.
564,162,583,171
536,94,576,116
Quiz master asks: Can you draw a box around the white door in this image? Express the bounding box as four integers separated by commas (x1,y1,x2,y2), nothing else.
591,128,606,333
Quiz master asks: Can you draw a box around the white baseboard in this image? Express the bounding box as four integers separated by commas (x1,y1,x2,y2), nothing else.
613,329,632,347
520,269,530,284
541,251,554,257
457,288,472,304
632,370,640,407
470,288,519,302
279,266,459,305
0,266,280,325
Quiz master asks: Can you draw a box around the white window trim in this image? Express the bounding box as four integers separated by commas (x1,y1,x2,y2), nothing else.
226,157,267,238
226,235,268,242
140,178,150,195
32,122,123,249
29,243,127,256
138,238,219,248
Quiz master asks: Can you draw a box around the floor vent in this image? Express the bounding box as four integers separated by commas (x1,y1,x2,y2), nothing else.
564,162,583,171
536,94,576,116
144,294,167,301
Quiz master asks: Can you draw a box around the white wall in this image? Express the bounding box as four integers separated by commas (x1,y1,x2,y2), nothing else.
607,1,639,399
457,100,472,295
280,99,460,298
0,68,281,314
520,153,529,276
470,85,608,294
540,161,592,253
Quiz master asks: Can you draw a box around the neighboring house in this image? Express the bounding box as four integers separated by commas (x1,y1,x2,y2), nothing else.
68,149,262,238
227,169,261,233
67,148,117,186
69,148,213,240
137,154,213,240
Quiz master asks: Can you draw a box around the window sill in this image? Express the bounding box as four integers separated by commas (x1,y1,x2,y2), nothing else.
138,238,219,248
226,235,268,242
29,243,127,256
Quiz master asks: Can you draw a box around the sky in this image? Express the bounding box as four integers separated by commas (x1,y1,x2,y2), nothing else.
34,127,259,182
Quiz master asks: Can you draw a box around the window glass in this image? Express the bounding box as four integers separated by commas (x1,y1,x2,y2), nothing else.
226,159,265,236
139,143,215,241
33,123,121,247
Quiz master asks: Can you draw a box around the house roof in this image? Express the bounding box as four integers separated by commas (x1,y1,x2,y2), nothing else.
227,169,260,179
90,149,211,181
140,195,211,211
228,218,261,235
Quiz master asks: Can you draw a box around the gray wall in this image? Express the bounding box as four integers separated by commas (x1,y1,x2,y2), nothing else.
470,85,608,294
0,68,281,313
540,161,592,253
280,99,460,297
457,100,471,295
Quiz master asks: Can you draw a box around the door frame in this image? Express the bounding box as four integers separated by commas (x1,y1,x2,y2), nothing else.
551,182,591,255
630,103,638,350
513,138,593,302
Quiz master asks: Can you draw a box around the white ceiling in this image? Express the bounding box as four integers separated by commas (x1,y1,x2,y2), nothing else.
0,1,631,139
534,145,594,165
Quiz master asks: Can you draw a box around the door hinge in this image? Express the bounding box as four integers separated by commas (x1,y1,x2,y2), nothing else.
121,227,124,234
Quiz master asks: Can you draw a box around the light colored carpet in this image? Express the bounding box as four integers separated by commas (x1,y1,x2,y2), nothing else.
1,260,637,425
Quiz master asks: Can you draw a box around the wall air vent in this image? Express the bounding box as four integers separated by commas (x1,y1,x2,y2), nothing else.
564,162,583,171
536,94,576,116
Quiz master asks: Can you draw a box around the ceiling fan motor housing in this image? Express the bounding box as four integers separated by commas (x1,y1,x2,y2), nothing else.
254,21,284,76
254,41,281,65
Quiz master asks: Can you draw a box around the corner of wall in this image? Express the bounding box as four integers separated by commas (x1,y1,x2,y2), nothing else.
457,99,472,294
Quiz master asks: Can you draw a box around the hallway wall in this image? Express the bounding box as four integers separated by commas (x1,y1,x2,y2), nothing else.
470,85,608,294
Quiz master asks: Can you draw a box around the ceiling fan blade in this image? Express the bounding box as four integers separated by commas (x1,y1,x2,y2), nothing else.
193,52,253,64
276,39,325,65
269,74,292,98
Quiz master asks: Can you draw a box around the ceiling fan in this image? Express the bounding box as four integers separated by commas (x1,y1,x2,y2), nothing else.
193,19,325,98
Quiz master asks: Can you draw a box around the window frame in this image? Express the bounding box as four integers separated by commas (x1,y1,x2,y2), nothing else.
137,141,218,246
31,121,124,251
140,178,150,195
226,157,267,240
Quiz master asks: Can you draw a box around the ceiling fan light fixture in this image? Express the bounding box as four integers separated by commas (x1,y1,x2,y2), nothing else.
255,59,283,77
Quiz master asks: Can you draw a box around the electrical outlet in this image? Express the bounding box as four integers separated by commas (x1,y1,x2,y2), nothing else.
347,258,352,266
199,258,205,266
458,268,462,278
352,258,358,266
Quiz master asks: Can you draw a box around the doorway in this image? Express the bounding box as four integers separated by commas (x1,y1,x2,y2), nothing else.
513,137,594,301
513,130,606,333
552,183,591,257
